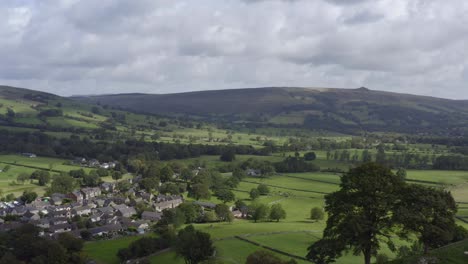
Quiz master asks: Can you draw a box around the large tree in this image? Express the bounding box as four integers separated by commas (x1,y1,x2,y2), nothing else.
394,184,457,253
307,163,405,264
175,225,215,264
269,204,286,222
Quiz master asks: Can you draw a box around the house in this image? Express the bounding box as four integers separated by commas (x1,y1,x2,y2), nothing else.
90,213,103,223
21,153,37,158
50,193,66,205
138,192,153,202
71,205,92,216
29,199,50,209
246,169,261,177
21,211,40,222
154,195,183,212
116,206,137,218
68,190,84,203
10,206,27,216
50,217,68,225
48,223,72,234
88,159,100,167
193,201,216,210
100,163,110,169
100,182,115,193
88,223,122,237
35,218,50,229
81,187,101,200
73,157,86,164
97,206,114,214
93,199,106,207
141,211,162,222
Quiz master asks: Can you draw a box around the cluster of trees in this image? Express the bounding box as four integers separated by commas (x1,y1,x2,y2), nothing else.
249,184,270,200
247,202,287,223
118,225,215,264
274,154,320,173
38,108,63,117
326,146,436,169
117,237,170,261
306,163,466,264
433,155,468,170
239,158,275,177
0,130,270,162
0,225,85,263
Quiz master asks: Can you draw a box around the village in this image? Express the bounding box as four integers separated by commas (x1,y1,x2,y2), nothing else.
0,156,244,241
0,176,236,240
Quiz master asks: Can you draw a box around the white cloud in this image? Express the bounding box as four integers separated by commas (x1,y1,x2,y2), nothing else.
0,0,467,99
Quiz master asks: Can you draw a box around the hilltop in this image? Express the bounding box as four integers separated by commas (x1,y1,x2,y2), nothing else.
74,86,468,135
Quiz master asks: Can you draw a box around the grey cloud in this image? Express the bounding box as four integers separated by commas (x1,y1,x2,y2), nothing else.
0,0,467,99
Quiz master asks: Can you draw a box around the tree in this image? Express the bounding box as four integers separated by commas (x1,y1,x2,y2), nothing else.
16,173,29,184
249,203,269,223
3,165,11,172
82,173,101,187
310,207,324,221
304,152,317,161
249,188,260,200
246,250,297,264
181,168,194,182
96,168,109,177
117,180,131,192
269,204,286,222
178,203,203,223
6,108,15,119
396,168,407,180
375,144,386,165
189,183,211,200
57,232,84,253
20,190,38,203
232,167,246,180
257,184,270,195
37,172,51,186
361,149,372,163
394,184,457,253
49,174,75,194
175,225,215,264
140,177,159,192
215,204,233,222
69,169,86,178
160,166,174,183
111,171,123,181
215,189,235,203
220,149,236,162
307,163,406,264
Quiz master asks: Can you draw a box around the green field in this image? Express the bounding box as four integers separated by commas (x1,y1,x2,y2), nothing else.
66,166,468,263
83,236,144,264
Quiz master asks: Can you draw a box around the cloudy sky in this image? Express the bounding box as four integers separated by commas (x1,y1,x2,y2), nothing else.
1,0,468,98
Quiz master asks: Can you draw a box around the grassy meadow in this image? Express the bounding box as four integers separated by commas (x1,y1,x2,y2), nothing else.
83,163,468,264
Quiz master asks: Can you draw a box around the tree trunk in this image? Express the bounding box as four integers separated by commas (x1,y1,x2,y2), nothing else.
363,248,372,264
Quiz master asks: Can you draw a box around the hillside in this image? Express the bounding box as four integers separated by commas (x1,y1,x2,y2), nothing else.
74,87,468,135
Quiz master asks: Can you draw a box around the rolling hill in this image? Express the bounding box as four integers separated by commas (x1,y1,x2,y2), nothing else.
74,87,468,135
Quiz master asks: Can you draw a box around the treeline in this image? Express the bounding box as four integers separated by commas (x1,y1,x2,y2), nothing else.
0,130,270,161
0,225,85,263
433,155,468,170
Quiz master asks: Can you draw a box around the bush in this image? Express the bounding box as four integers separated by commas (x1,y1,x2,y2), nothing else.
310,207,324,221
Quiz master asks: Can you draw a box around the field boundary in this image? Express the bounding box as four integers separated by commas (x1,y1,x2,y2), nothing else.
279,173,339,185
242,179,330,195
0,161,63,173
234,235,312,262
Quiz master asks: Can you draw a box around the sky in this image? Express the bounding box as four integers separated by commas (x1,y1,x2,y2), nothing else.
1,0,468,98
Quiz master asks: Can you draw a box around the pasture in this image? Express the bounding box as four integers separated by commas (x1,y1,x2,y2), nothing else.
148,167,468,263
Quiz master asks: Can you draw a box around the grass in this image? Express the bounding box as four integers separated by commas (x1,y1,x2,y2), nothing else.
83,236,144,264
388,239,468,264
